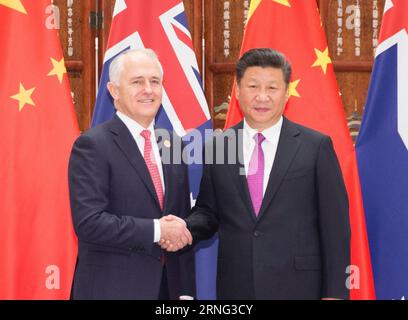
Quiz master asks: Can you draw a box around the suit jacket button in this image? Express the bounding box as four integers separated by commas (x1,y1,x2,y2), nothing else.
254,231,260,237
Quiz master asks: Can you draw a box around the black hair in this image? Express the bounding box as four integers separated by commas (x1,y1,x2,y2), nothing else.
236,48,292,86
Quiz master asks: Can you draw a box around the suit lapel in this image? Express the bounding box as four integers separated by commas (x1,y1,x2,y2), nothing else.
226,123,258,222
109,116,161,210
161,161,170,213
158,131,173,213
257,117,301,221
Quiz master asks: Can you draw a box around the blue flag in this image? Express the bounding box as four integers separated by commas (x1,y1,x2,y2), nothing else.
356,0,408,300
91,0,216,299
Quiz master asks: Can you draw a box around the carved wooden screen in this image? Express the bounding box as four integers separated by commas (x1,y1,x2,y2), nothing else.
321,0,385,141
59,0,385,136
54,0,96,132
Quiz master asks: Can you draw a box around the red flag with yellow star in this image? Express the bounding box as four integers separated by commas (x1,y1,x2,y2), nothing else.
225,0,375,299
0,0,78,299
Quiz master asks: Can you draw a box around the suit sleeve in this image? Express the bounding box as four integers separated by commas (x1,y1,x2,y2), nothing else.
176,158,196,297
186,146,219,241
68,134,154,253
316,136,351,299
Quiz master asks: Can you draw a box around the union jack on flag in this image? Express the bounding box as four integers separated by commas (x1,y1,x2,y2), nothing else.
356,0,408,299
91,0,216,299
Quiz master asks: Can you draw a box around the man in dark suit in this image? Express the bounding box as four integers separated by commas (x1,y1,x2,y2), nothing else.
68,48,194,299
164,48,351,299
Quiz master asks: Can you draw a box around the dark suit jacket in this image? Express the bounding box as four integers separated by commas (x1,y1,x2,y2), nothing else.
68,115,195,299
186,117,350,300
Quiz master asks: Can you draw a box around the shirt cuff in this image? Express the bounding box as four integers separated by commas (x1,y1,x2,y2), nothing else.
179,295,194,300
153,219,161,243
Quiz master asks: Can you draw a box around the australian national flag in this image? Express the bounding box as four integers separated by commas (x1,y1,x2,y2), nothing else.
91,0,216,299
356,0,408,299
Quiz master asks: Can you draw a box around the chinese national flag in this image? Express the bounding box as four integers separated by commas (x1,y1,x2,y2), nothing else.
225,0,375,299
0,1,78,299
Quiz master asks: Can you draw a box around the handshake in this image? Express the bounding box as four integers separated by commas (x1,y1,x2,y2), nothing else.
159,214,192,252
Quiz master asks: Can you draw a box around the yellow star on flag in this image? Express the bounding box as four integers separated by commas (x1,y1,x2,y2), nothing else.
288,79,301,98
248,0,261,21
312,47,332,74
272,0,291,7
0,0,27,14
47,57,67,84
10,83,36,111
248,0,291,21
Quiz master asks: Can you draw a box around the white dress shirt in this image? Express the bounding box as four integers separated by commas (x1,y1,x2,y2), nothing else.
116,111,164,243
243,117,283,195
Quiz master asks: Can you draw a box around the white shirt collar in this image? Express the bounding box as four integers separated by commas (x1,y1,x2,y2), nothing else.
116,111,155,138
243,117,283,144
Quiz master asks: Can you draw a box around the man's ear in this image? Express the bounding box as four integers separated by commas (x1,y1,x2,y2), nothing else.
107,82,118,100
235,81,240,100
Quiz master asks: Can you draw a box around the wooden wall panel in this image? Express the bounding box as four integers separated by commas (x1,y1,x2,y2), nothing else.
321,0,385,127
211,74,235,128
211,0,246,63
55,0,95,132
324,0,384,60
204,0,248,128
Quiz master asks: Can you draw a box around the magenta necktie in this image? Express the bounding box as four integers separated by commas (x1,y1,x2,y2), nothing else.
247,133,265,216
140,129,164,210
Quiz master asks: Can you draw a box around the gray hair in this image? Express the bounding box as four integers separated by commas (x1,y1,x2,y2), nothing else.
108,48,164,85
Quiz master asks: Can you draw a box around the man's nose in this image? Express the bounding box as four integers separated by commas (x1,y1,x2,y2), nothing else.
255,90,270,101
144,81,153,93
